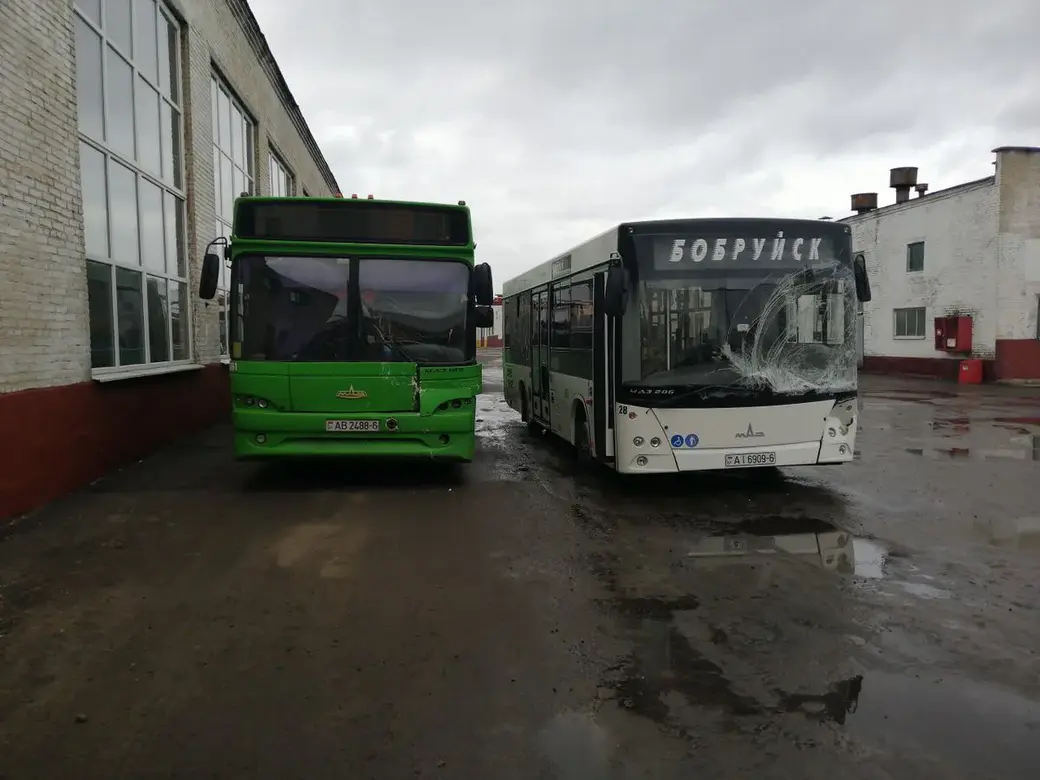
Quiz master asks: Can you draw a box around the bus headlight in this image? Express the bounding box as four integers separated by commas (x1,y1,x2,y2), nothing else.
636,456,648,466
633,436,645,446
257,398,269,409
650,437,661,448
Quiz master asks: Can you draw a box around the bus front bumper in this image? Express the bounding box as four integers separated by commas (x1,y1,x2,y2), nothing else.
231,408,477,461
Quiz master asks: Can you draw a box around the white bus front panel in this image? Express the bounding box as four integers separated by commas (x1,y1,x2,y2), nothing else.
612,397,857,473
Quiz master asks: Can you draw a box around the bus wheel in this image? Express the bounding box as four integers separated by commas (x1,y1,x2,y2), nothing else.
520,387,538,433
574,409,592,463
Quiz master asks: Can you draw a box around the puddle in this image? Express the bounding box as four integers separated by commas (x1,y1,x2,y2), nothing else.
779,670,1040,777
977,516,1040,548
475,393,519,443
684,519,890,580
906,434,1040,462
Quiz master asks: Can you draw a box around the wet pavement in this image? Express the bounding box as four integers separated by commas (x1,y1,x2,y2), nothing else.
2,351,1040,778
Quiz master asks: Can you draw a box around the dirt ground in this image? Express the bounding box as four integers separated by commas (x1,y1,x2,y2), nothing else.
2,351,1039,779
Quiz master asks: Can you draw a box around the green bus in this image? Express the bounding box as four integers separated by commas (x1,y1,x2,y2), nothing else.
198,195,495,462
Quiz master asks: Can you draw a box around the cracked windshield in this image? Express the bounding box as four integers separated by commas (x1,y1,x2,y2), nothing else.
4,0,1039,778
234,256,468,363
637,269,856,393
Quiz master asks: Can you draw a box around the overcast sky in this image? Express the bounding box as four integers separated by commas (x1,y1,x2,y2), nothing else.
249,0,1038,286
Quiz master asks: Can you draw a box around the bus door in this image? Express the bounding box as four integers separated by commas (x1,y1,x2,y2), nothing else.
531,289,551,423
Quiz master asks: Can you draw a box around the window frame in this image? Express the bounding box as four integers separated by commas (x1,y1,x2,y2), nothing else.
268,151,295,197
211,72,257,359
906,241,925,273
75,0,193,381
893,306,927,339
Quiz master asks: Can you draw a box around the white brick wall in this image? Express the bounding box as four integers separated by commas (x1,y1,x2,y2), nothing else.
845,178,1000,360
0,0,90,393
844,148,1040,363
0,0,338,392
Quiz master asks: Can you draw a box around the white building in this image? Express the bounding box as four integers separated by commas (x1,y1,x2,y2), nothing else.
842,146,1040,382
0,0,339,519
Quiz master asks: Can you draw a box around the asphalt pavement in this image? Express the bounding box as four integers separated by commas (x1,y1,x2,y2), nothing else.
2,350,1040,779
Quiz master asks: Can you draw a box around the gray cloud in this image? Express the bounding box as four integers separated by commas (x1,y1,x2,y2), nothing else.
250,0,1039,286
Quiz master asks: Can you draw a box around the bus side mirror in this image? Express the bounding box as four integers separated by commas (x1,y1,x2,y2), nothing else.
603,265,628,317
199,252,220,300
473,262,494,306
853,253,871,302
474,305,494,328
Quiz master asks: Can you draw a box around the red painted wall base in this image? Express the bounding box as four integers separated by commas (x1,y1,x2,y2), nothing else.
995,340,1040,380
0,365,230,521
862,339,1040,382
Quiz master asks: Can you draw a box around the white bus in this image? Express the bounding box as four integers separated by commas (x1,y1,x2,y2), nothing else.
500,218,872,473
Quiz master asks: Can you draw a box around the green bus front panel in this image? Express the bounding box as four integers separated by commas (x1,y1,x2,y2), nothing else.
229,361,483,461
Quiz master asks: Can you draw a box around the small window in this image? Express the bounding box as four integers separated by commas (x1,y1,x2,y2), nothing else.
894,307,926,338
906,241,925,272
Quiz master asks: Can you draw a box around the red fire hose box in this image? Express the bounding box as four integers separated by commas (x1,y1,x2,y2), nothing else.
959,359,983,384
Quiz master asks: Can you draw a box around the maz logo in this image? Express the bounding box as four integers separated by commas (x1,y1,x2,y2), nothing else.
735,423,764,439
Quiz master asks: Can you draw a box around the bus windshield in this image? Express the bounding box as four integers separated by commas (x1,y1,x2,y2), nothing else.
232,255,469,363
634,262,857,395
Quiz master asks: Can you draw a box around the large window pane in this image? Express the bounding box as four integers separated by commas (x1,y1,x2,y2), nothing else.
139,178,164,273
105,0,132,55
233,166,245,203
221,153,233,219
217,87,230,150
170,281,189,360
210,79,220,143
116,268,145,365
160,102,181,186
78,0,101,26
86,260,115,367
231,105,244,167
147,276,170,362
135,0,159,83
158,14,174,99
108,160,139,266
75,18,104,140
79,142,108,258
164,192,185,277
106,48,135,159
135,77,161,175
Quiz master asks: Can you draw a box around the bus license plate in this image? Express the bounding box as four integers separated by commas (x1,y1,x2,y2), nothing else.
725,451,776,468
325,419,380,433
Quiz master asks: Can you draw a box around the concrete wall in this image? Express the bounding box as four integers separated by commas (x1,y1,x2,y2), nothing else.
0,0,338,519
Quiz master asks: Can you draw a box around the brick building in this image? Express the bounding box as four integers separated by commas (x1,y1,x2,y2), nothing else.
0,0,339,519
842,146,1040,382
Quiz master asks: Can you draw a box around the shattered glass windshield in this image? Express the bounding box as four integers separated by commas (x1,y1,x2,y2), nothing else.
631,228,857,395
637,267,855,393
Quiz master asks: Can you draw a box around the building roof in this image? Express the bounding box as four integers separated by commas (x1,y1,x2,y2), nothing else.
229,0,341,194
840,175,995,223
